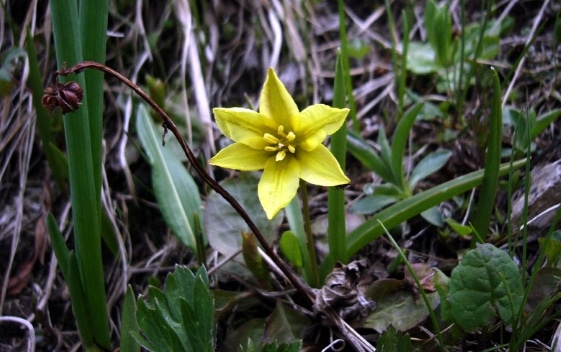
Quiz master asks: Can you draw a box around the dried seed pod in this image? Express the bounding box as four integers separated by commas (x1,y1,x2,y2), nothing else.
42,81,84,114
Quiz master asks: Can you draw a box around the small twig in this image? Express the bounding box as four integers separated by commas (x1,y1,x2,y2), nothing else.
51,61,315,305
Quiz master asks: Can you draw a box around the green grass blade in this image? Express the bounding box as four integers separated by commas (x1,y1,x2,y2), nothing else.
46,213,70,278
67,252,95,348
390,103,423,192
328,53,348,264
347,130,393,182
79,0,108,195
471,68,502,243
50,0,110,348
383,225,444,349
344,159,526,258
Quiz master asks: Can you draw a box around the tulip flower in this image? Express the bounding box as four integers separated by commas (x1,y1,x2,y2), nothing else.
210,68,350,219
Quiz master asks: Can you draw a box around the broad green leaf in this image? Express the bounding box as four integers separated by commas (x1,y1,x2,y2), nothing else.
136,104,202,249
420,206,444,227
279,231,303,268
364,289,440,333
204,173,282,258
406,42,439,74
447,243,523,331
408,150,452,189
533,109,561,139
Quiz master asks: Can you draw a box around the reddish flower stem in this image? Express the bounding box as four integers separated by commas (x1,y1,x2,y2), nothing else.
53,61,315,304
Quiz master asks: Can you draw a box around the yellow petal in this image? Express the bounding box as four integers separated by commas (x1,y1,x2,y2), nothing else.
298,105,349,151
209,143,271,171
258,157,301,219
259,68,299,129
213,107,277,146
297,145,350,186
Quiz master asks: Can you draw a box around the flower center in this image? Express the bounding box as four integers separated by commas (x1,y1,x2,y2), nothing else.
263,125,297,161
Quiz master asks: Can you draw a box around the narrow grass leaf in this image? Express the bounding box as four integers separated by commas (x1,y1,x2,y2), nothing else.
472,68,502,243
67,252,95,347
532,109,561,139
347,130,393,182
343,159,526,258
50,0,110,347
328,53,348,263
46,214,69,279
79,0,108,196
391,103,423,191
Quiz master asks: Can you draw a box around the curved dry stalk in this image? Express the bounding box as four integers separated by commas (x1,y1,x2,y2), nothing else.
47,61,316,305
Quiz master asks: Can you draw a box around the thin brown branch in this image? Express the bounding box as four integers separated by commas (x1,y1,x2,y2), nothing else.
50,61,315,305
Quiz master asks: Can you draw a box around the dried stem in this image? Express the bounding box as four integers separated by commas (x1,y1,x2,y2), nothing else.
52,61,315,304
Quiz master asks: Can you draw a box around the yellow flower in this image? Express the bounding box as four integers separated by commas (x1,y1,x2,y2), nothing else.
209,68,350,219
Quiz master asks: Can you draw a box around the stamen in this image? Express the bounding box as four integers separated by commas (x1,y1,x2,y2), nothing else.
263,133,280,144
263,125,297,161
286,132,296,141
276,150,286,161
